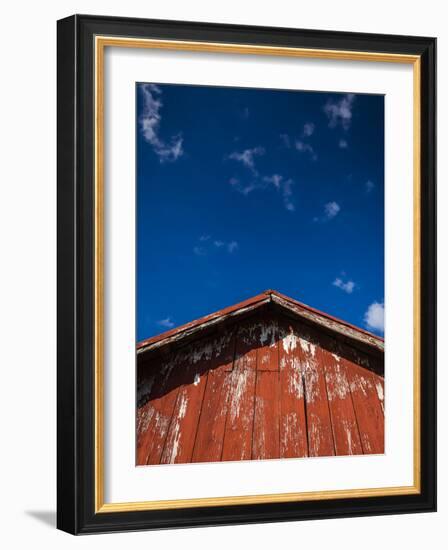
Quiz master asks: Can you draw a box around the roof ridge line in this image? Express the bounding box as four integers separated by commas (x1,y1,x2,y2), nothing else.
137,289,384,355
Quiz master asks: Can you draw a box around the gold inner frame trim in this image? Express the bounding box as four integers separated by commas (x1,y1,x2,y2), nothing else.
94,35,421,513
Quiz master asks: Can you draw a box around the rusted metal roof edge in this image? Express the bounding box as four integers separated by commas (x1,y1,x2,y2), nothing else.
137,289,384,356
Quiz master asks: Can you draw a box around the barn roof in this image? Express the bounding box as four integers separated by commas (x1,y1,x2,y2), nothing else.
137,289,383,356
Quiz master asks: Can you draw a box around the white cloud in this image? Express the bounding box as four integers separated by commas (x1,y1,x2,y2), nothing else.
229,178,257,196
157,317,175,328
339,139,348,149
228,145,296,211
281,124,315,149
324,93,355,130
295,141,313,153
280,134,291,148
303,122,315,137
139,84,184,162
263,174,282,190
263,175,296,212
282,179,295,212
333,277,356,294
288,123,317,159
295,140,317,160
366,180,375,193
364,302,385,333
194,237,239,256
229,146,265,175
324,201,341,219
229,169,295,212
193,246,206,256
313,201,341,223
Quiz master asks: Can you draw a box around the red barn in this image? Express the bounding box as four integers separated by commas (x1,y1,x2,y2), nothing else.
136,290,384,465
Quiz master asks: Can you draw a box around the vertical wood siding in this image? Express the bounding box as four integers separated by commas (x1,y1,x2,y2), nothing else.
137,312,384,465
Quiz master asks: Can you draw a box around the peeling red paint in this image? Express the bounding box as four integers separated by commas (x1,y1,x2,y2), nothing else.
137,292,384,465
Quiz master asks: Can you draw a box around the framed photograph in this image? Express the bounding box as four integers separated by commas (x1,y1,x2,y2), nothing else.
57,14,436,534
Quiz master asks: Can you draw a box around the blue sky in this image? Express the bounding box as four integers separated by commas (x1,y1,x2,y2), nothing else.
136,83,384,341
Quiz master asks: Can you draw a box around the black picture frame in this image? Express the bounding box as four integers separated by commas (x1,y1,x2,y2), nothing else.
57,14,436,534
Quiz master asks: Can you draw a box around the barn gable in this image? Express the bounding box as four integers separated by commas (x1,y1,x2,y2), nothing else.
137,290,384,465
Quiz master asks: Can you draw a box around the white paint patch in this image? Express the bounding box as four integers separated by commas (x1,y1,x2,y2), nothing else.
169,393,189,463
299,337,316,358
309,413,323,454
343,420,354,455
178,393,189,419
212,332,232,359
193,373,200,386
138,406,155,434
168,425,181,464
282,330,298,354
304,368,319,404
259,321,276,347
191,342,214,364
351,375,371,397
326,364,349,400
239,323,258,345
362,434,372,454
281,412,298,451
229,369,249,423
299,338,308,354
376,381,384,402
288,362,304,399
183,332,234,365
153,413,170,459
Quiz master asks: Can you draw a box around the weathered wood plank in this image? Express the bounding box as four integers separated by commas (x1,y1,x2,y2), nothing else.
136,358,180,465
137,310,384,466
344,360,385,454
374,374,385,414
253,371,280,459
256,316,279,371
230,320,258,371
278,322,308,458
221,323,257,461
191,334,235,462
159,344,210,464
212,331,236,372
136,371,156,437
136,400,155,459
338,340,384,377
297,326,335,457
143,403,179,465
136,359,157,441
323,350,363,456
221,366,256,461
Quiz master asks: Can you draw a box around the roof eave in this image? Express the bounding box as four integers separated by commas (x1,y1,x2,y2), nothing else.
137,290,384,356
